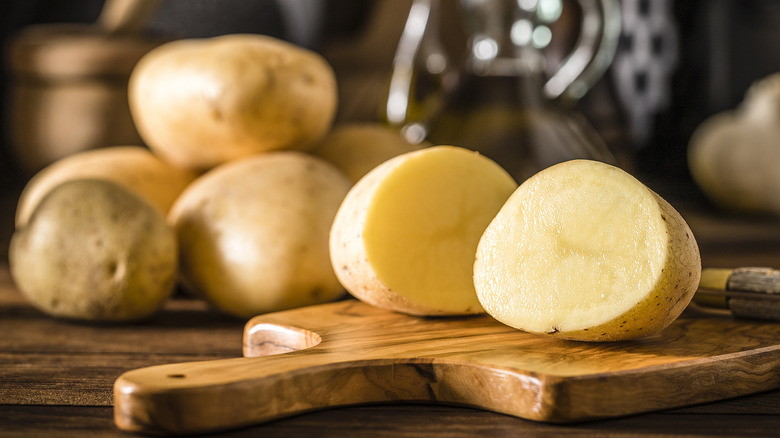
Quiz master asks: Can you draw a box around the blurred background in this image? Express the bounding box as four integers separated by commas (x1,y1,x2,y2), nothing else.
1,0,780,213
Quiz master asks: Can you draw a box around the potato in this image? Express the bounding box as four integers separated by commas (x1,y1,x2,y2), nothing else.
474,160,701,342
169,152,351,318
15,145,198,228
129,34,338,171
688,73,780,215
9,179,178,322
311,123,427,184
330,145,517,316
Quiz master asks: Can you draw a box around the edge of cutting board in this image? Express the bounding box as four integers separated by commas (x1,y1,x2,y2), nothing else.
113,299,780,435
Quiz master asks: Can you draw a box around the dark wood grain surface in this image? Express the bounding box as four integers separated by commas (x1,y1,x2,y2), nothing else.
3,185,780,437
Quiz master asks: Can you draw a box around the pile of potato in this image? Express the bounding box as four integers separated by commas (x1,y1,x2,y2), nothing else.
9,33,702,343
9,34,421,322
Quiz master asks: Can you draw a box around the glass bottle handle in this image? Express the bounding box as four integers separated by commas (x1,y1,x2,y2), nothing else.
543,0,621,101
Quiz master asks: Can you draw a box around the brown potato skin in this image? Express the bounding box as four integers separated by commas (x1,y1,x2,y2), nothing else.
312,123,426,184
129,34,338,171
9,179,178,322
329,153,441,316
169,152,351,319
329,146,515,316
15,145,198,228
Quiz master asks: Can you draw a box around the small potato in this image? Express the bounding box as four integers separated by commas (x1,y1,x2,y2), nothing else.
329,146,518,316
169,152,351,318
311,123,427,184
474,160,701,342
9,179,178,322
15,145,198,228
129,34,338,171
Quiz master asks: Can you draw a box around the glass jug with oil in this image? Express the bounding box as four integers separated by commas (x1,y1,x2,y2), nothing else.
384,0,621,182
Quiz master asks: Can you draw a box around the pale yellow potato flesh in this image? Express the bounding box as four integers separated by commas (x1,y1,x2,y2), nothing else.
330,146,517,315
474,160,701,341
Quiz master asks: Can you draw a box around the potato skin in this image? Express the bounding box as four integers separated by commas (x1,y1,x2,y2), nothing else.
129,34,338,171
329,152,438,315
169,152,351,318
329,146,516,316
14,145,198,228
688,74,780,216
312,123,426,184
9,179,178,322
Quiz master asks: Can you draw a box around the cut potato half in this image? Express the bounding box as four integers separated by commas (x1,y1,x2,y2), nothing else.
330,145,518,316
474,160,701,341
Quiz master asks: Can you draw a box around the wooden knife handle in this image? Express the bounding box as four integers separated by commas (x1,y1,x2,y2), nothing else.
728,267,780,294
697,267,780,320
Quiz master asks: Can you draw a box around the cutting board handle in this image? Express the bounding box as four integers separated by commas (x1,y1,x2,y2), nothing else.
114,318,458,435
113,344,456,435
113,310,547,435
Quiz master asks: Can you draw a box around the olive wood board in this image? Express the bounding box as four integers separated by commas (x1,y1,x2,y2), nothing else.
113,299,780,435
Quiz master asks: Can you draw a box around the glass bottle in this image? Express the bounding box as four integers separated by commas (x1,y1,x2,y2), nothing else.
385,0,621,183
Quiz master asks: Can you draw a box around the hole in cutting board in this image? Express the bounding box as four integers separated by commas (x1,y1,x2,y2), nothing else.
243,322,322,357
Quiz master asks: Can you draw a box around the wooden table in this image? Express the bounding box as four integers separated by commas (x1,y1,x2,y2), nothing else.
2,183,780,437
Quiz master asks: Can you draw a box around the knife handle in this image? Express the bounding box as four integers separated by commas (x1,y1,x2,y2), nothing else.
696,267,780,320
727,267,780,293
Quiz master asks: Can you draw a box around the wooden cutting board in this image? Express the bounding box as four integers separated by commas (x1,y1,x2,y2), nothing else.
113,299,780,435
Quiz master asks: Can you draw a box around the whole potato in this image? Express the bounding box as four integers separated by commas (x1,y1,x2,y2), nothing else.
9,179,178,322
15,145,198,228
169,152,351,318
129,34,338,171
312,123,427,184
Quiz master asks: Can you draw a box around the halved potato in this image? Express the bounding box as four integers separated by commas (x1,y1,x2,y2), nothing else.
474,160,701,341
330,145,517,316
